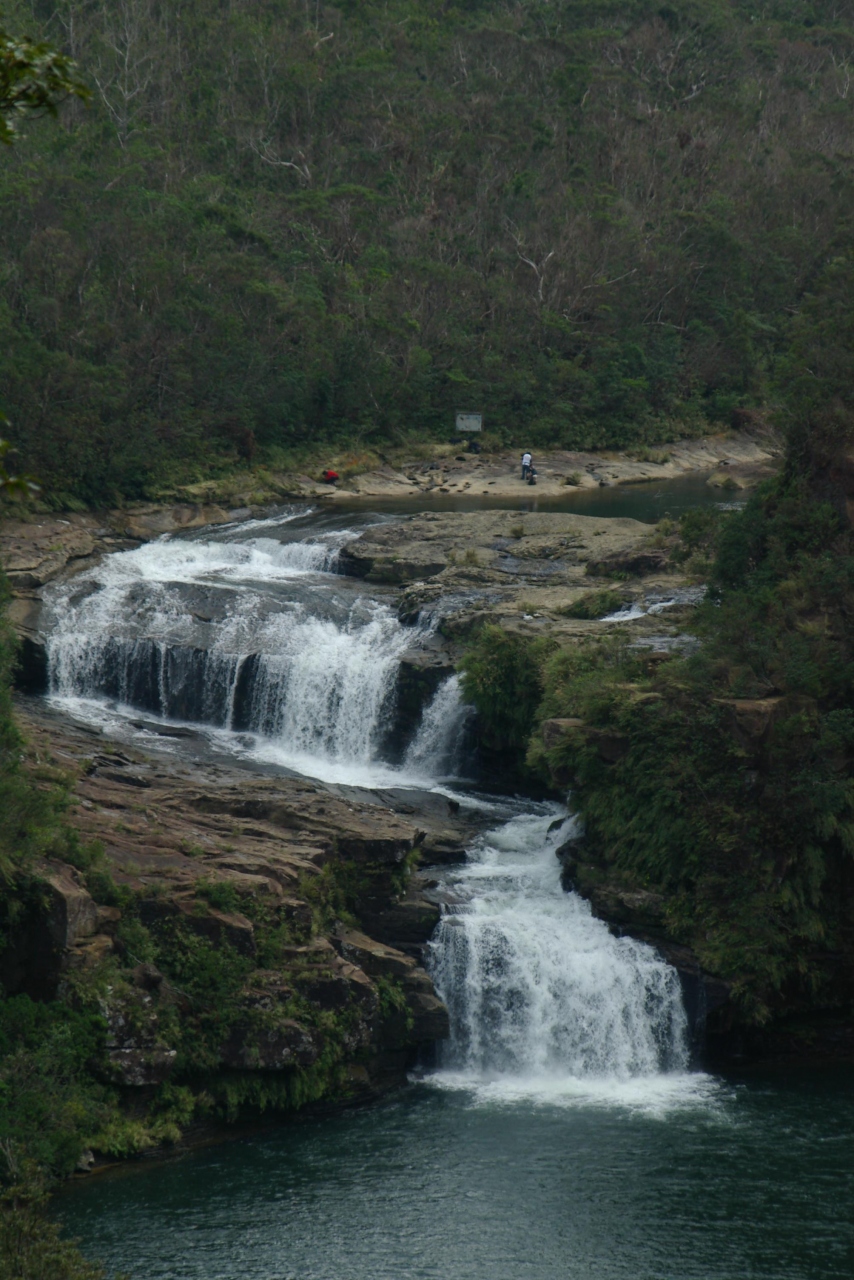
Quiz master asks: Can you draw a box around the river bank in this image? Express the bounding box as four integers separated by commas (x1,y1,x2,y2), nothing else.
0,424,780,594
0,424,779,711
4,691,482,1173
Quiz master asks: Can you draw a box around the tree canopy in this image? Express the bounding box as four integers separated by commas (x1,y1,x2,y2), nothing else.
0,1,850,505
0,23,88,145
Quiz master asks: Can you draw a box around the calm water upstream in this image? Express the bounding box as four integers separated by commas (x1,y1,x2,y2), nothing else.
41,476,852,1280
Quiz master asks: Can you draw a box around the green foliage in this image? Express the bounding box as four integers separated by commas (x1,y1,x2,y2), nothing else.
0,25,88,146
0,573,78,888
375,976,414,1031
559,589,625,619
533,477,854,1022
0,424,38,502
194,878,240,914
2,1,853,501
459,624,556,760
0,1200,109,1280
0,996,113,1180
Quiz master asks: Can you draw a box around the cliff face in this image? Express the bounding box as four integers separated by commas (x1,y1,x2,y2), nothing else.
2,701,460,1164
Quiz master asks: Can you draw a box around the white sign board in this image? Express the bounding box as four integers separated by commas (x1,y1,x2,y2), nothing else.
456,412,482,433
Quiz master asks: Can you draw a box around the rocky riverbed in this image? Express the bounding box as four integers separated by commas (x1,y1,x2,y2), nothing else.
6,696,482,1146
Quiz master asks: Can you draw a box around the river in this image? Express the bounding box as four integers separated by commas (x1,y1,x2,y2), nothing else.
41,481,853,1279
57,1064,854,1280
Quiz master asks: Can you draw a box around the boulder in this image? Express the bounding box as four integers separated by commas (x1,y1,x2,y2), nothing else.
219,1018,319,1070
359,889,441,947
138,898,257,957
44,867,99,949
100,988,178,1086
713,694,817,752
419,832,468,865
391,649,455,753
1,524,96,588
120,504,231,540
66,934,115,971
406,991,450,1041
333,928,418,979
587,886,667,931
337,543,448,584
586,548,669,578
583,726,630,763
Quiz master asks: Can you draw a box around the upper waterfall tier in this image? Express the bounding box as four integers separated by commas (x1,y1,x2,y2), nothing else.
41,511,468,787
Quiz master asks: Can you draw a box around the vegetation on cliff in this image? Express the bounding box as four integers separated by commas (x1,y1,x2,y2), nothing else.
462,471,854,1026
459,235,854,1030
0,573,426,1277
1,0,854,503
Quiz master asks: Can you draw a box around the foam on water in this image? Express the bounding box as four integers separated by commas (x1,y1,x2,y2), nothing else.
601,585,707,623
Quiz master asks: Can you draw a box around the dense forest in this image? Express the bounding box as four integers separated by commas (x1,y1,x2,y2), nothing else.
1,0,854,503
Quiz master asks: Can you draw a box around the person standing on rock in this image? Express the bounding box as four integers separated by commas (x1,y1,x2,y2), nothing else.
521,451,532,481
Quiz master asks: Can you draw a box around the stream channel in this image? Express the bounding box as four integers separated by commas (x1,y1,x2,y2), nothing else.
46,480,853,1279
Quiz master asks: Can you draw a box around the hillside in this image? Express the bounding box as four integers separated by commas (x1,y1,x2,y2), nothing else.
1,0,853,503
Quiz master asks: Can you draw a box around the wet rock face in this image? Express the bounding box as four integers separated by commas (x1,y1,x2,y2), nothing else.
44,867,100,950
387,647,456,758
332,928,450,1043
219,1016,319,1071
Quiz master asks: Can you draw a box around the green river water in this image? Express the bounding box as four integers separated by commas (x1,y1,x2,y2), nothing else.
59,1067,853,1280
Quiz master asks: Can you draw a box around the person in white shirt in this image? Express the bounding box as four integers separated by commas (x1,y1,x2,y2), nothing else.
521,451,532,480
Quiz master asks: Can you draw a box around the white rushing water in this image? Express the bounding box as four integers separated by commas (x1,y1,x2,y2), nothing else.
403,674,472,777
42,516,467,787
427,810,708,1113
40,509,705,1114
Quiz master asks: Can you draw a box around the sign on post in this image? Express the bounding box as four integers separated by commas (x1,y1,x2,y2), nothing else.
455,412,482,433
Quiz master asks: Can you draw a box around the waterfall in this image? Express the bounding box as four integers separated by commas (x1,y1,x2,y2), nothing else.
41,509,701,1111
42,521,438,782
403,675,472,778
428,810,689,1099
238,604,419,763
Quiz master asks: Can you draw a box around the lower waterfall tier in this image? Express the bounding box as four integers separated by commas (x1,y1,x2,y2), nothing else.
429,810,690,1096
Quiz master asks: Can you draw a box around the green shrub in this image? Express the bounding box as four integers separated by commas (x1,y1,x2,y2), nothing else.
0,997,113,1180
0,1199,111,1280
459,625,557,762
559,590,626,619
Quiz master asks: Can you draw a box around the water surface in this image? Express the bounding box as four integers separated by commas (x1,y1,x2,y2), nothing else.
59,1068,854,1280
333,473,733,523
